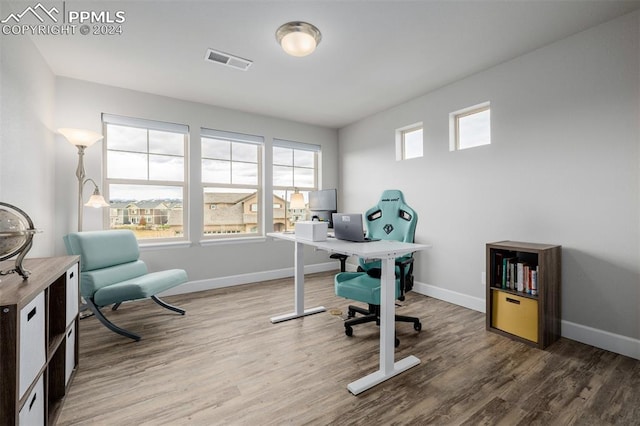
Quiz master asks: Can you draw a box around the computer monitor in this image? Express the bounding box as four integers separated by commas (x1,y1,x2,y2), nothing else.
309,188,337,227
309,188,337,211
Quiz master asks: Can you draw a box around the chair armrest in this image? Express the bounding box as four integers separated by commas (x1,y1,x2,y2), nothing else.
396,255,415,296
395,256,414,268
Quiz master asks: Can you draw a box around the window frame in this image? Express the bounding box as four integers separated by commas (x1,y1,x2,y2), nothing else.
201,128,264,240
395,122,423,161
272,139,320,232
102,113,189,243
449,102,491,151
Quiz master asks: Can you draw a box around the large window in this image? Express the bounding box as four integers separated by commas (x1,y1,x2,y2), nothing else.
450,102,491,151
272,139,319,232
201,128,263,238
103,114,188,241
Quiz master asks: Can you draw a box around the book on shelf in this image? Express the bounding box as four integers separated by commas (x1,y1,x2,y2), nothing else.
493,251,504,287
531,268,538,295
516,262,524,292
509,258,517,289
495,254,539,295
502,257,516,289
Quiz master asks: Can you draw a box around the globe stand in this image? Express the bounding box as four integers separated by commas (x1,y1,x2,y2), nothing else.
0,202,38,280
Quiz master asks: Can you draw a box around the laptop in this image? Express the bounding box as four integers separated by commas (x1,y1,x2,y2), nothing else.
331,213,380,242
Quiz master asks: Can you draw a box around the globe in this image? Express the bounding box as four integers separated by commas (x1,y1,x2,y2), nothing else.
0,203,37,279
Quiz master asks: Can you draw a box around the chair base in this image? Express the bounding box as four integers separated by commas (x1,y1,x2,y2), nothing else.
88,296,186,341
344,303,421,346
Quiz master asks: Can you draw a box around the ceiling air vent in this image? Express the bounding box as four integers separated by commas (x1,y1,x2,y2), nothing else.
204,48,252,71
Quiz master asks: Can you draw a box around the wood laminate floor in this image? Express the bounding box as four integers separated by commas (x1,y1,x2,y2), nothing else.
58,272,640,425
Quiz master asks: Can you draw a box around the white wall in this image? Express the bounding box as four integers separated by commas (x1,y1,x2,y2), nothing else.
0,32,56,256
339,12,640,357
53,78,339,282
2,9,637,359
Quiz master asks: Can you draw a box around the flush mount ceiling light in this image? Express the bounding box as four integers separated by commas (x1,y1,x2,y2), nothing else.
276,21,322,57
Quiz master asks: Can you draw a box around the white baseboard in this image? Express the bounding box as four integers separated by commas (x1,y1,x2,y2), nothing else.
412,280,640,361
159,262,338,297
561,320,640,360
412,281,486,313
162,269,640,361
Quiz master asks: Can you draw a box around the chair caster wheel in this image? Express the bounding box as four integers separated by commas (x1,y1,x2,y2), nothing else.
414,322,422,331
395,338,400,348
345,326,353,337
347,310,355,319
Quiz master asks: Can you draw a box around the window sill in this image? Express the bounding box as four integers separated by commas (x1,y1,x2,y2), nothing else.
199,236,267,246
139,240,193,251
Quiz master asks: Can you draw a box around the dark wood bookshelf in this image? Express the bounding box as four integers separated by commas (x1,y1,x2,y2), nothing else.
486,241,561,349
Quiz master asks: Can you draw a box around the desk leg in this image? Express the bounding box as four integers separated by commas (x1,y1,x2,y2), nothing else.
347,256,420,395
270,241,326,323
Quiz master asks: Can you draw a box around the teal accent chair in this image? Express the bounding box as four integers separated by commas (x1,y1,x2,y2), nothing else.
334,190,421,347
63,230,188,341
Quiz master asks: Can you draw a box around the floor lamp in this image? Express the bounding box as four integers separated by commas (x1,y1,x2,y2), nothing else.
58,128,110,231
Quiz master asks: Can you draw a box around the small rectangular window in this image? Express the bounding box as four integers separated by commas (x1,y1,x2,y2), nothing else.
395,123,423,160
450,103,491,151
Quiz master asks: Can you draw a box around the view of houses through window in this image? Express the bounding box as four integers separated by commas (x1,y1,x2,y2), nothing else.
103,117,319,240
201,128,262,237
203,189,259,235
103,114,187,240
273,139,319,232
108,184,184,239
273,189,311,232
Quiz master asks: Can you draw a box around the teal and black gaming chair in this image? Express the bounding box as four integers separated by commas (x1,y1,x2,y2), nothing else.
334,189,421,346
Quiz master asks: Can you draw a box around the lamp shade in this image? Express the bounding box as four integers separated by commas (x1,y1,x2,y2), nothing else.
58,128,104,147
84,193,110,208
84,182,110,208
276,22,321,57
290,192,306,209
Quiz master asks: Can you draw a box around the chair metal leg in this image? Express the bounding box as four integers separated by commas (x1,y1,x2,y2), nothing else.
151,295,186,315
112,302,122,311
86,299,141,341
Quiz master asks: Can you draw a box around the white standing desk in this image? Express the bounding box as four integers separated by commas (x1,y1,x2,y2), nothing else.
267,232,430,395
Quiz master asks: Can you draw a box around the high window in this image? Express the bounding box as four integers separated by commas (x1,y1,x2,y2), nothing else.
396,123,423,160
201,128,263,238
450,102,491,150
103,114,188,241
272,139,320,232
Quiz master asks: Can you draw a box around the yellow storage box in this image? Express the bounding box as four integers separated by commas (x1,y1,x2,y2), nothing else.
491,290,538,343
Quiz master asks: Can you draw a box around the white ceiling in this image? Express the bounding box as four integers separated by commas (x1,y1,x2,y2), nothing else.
23,0,640,128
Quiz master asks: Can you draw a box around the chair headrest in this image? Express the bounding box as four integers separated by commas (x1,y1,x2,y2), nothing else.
378,189,406,207
365,189,417,243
